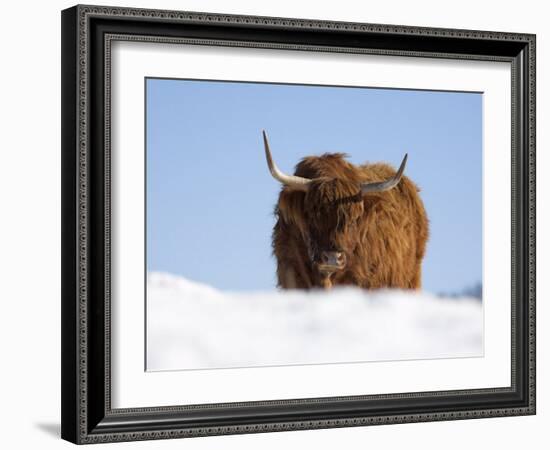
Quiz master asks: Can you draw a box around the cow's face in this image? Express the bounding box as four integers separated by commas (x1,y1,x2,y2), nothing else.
302,178,364,286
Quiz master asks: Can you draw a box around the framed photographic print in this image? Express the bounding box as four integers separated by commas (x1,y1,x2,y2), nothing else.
61,4,536,444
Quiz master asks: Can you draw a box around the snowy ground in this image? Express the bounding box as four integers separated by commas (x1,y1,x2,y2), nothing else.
146,272,483,371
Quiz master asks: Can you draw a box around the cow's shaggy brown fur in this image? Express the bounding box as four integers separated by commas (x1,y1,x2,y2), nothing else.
272,153,429,290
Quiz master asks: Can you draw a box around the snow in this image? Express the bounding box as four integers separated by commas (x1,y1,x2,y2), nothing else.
146,272,483,371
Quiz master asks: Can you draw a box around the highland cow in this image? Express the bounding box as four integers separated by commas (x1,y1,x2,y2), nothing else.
263,131,429,290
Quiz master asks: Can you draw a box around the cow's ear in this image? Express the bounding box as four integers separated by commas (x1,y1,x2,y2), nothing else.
277,189,307,228
283,184,309,193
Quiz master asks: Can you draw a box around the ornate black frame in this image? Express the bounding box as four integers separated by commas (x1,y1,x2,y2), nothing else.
61,4,536,444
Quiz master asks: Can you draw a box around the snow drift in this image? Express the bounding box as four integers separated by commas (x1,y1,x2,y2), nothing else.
146,272,483,371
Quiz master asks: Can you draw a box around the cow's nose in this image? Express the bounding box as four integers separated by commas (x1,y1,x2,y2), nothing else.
320,251,346,268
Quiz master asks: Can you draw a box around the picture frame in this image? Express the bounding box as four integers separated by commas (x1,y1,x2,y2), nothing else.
61,4,536,444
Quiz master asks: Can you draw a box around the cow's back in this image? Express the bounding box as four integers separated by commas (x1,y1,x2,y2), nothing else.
352,162,429,289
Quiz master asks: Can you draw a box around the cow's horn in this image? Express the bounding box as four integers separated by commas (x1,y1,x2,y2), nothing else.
262,130,311,190
360,154,408,194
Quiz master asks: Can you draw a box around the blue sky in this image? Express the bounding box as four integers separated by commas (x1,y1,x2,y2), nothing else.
146,78,482,294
